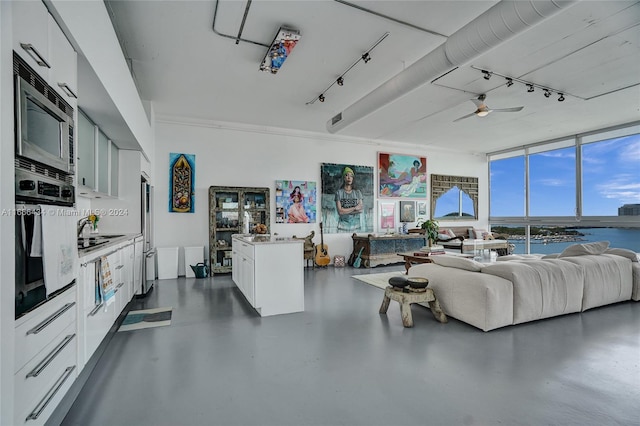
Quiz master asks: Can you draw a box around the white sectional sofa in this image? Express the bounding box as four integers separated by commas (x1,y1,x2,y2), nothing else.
408,242,640,331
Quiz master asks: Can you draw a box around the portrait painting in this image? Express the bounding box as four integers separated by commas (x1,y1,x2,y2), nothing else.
378,152,427,198
169,153,195,213
400,201,416,223
275,180,317,224
320,163,374,234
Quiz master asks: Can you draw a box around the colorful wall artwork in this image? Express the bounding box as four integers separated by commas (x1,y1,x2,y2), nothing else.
378,152,427,198
320,163,374,234
169,153,195,213
379,201,395,231
275,180,317,224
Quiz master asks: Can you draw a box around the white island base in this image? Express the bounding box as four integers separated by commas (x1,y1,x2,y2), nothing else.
232,235,304,316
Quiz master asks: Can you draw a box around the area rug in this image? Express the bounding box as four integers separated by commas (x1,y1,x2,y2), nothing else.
352,271,405,290
118,307,172,332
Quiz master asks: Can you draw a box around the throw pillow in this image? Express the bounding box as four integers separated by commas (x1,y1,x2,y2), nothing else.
445,229,457,238
473,228,487,239
604,247,639,262
437,233,452,240
431,255,483,272
558,241,610,258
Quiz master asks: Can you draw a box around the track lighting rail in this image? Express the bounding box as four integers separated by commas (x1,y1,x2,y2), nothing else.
471,65,580,101
306,32,390,105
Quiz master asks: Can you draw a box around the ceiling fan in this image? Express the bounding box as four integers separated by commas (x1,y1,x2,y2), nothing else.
453,94,524,122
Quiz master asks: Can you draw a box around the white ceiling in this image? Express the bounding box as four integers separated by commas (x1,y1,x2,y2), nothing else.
103,0,640,154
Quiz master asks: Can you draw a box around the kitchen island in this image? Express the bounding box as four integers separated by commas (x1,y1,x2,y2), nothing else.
232,234,304,316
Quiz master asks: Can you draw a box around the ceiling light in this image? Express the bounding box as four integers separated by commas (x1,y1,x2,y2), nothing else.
318,94,325,102
505,78,513,87
527,84,534,93
482,70,492,80
558,93,565,102
544,89,551,98
259,27,301,75
476,110,490,117
306,32,389,105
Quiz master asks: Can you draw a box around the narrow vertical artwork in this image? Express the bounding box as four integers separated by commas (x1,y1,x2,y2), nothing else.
169,153,195,213
320,163,374,234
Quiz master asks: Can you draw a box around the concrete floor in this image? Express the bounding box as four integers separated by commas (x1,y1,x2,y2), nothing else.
61,265,640,426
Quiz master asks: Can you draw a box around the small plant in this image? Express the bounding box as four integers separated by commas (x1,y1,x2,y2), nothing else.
417,219,439,246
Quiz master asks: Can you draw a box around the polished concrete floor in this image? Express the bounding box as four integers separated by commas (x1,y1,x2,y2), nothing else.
61,265,640,426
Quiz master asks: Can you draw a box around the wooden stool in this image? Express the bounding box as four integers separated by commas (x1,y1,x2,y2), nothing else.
379,286,448,327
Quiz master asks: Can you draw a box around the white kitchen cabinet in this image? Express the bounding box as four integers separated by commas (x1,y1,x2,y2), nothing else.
77,111,96,189
12,2,78,107
12,0,51,77
97,130,109,194
13,286,77,426
110,142,119,197
48,14,77,107
133,238,144,295
231,235,304,316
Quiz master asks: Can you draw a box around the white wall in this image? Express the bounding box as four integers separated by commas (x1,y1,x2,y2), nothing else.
154,120,488,275
0,3,15,423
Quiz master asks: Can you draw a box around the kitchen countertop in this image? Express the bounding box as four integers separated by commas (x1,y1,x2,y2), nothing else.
78,233,142,257
232,234,304,245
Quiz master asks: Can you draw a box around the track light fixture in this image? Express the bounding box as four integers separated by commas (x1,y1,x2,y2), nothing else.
473,66,573,104
306,32,389,105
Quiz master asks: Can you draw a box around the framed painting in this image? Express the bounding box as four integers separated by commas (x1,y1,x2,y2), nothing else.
169,153,195,213
417,201,427,216
378,152,427,198
378,201,395,232
320,163,374,234
400,201,415,223
275,180,317,223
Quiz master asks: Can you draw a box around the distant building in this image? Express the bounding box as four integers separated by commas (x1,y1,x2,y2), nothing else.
618,204,640,216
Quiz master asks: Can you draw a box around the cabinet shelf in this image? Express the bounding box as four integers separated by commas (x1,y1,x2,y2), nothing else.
209,186,270,275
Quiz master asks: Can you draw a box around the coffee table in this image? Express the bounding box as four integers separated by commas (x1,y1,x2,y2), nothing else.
397,252,433,274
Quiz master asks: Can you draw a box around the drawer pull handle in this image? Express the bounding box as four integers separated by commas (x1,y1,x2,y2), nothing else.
19,43,51,68
116,265,124,270
26,302,76,335
26,365,76,421
57,82,77,99
88,303,104,317
116,282,125,289
26,334,75,378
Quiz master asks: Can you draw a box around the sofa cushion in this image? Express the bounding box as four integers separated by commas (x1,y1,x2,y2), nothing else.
604,247,639,262
558,241,610,257
408,263,513,331
430,255,484,271
557,254,632,311
497,254,544,261
481,260,584,324
443,228,457,238
542,253,560,259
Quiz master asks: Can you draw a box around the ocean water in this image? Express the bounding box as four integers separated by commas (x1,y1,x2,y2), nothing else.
511,227,640,255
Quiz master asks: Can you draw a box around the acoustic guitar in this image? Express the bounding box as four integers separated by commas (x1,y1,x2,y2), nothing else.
315,222,330,267
352,247,365,268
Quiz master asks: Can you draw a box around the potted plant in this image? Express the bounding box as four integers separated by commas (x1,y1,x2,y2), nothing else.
417,219,439,246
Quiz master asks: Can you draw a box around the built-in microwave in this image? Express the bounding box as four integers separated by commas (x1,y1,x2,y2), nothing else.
14,52,75,175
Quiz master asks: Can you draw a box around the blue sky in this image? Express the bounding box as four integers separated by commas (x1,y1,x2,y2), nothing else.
491,134,640,216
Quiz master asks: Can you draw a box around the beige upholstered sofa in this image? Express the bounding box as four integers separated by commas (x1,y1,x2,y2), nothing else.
408,242,640,331
436,226,512,255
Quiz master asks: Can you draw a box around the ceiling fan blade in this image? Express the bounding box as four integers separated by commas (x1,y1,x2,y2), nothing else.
453,112,477,122
491,106,524,113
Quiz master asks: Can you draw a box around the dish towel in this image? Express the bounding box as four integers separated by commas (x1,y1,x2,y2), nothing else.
30,214,43,257
100,256,115,306
41,206,79,295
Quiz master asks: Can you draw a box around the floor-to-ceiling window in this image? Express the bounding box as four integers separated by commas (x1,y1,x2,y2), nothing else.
489,122,640,254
